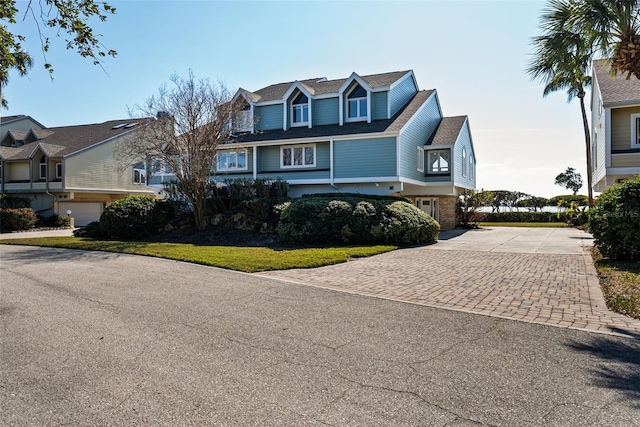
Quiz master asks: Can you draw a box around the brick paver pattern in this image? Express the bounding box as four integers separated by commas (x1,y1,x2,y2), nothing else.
257,247,640,338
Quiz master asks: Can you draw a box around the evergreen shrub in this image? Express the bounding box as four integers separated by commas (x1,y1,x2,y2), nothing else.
277,196,439,245
0,208,38,231
588,177,640,261
99,196,174,240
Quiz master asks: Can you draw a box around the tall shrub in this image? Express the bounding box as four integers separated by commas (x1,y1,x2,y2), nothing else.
0,208,38,231
99,196,174,240
588,177,640,261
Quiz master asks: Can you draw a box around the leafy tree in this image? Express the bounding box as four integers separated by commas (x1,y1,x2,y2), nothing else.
458,189,493,227
528,0,594,205
1,0,116,108
515,196,550,212
555,167,583,194
117,71,242,230
488,190,527,212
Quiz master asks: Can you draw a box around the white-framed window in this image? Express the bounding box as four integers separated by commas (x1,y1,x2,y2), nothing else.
133,162,146,184
291,93,309,126
217,150,248,171
469,154,474,181
631,114,640,147
462,147,467,178
234,100,252,132
39,156,47,180
346,84,367,122
428,150,449,173
55,162,62,179
417,147,424,172
281,144,316,168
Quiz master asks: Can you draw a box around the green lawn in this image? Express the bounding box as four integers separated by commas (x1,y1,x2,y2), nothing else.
592,249,640,320
478,222,569,228
0,237,396,273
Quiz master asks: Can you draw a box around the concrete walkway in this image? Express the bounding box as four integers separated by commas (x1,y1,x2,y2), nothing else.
0,228,75,239
258,227,640,338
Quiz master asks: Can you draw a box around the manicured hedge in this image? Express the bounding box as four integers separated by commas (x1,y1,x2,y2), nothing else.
588,176,640,261
483,211,567,223
0,208,38,231
277,195,439,245
99,196,174,240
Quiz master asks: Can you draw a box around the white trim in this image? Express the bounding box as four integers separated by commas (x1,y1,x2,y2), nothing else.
282,103,288,130
631,113,640,147
339,94,344,126
290,92,310,127
612,151,640,156
286,178,331,185
389,70,417,91
334,176,399,184
605,108,612,167
252,146,257,180
282,81,314,101
329,138,334,186
255,99,283,107
417,146,424,173
400,176,455,187
55,162,62,179
313,93,339,100
337,72,373,95
223,131,399,148
280,144,316,168
462,147,467,178
606,167,640,174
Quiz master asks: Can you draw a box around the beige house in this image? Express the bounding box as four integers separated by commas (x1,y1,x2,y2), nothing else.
0,116,155,225
591,60,640,192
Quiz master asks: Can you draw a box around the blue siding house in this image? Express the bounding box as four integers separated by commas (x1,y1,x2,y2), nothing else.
191,70,477,228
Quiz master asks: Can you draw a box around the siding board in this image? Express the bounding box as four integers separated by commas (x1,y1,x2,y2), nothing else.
313,98,339,126
371,92,388,120
255,104,284,131
398,94,442,181
611,106,640,150
334,137,397,179
390,75,417,116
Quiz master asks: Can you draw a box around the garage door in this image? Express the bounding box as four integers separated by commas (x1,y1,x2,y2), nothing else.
58,202,103,227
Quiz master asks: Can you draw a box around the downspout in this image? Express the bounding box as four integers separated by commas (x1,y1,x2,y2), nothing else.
252,146,257,180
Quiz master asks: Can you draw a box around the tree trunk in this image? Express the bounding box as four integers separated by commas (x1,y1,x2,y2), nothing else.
578,90,594,206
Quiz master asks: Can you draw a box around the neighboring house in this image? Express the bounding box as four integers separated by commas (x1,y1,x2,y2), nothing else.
211,69,477,229
0,118,156,225
591,59,640,193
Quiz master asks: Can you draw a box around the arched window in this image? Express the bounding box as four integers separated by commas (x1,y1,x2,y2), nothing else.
347,84,367,121
462,147,467,178
39,155,47,180
291,92,309,126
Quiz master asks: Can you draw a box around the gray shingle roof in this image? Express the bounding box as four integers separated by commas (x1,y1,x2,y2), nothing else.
247,70,412,102
594,59,640,106
229,90,434,143
427,116,467,146
0,119,149,160
0,114,26,124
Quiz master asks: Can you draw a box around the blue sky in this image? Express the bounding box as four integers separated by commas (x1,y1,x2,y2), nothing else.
3,0,591,198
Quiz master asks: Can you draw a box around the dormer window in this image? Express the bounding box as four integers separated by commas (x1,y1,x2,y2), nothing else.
291,93,309,126
234,99,253,132
347,85,367,122
39,156,47,180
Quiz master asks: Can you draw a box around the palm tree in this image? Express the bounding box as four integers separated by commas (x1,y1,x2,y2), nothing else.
578,0,640,79
528,0,594,205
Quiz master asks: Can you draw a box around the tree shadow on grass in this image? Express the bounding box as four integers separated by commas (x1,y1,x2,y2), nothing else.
566,336,640,407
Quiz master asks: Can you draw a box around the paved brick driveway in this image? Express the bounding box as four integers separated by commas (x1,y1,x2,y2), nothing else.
257,227,640,338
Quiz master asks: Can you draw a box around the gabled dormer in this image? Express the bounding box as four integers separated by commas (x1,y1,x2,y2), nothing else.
283,82,314,130
231,88,258,133
339,73,372,125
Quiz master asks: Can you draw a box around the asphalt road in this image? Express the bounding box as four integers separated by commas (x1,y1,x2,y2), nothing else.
1,245,639,426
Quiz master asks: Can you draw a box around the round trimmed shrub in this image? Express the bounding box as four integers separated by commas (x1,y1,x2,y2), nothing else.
377,201,440,245
99,196,174,240
588,176,640,261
